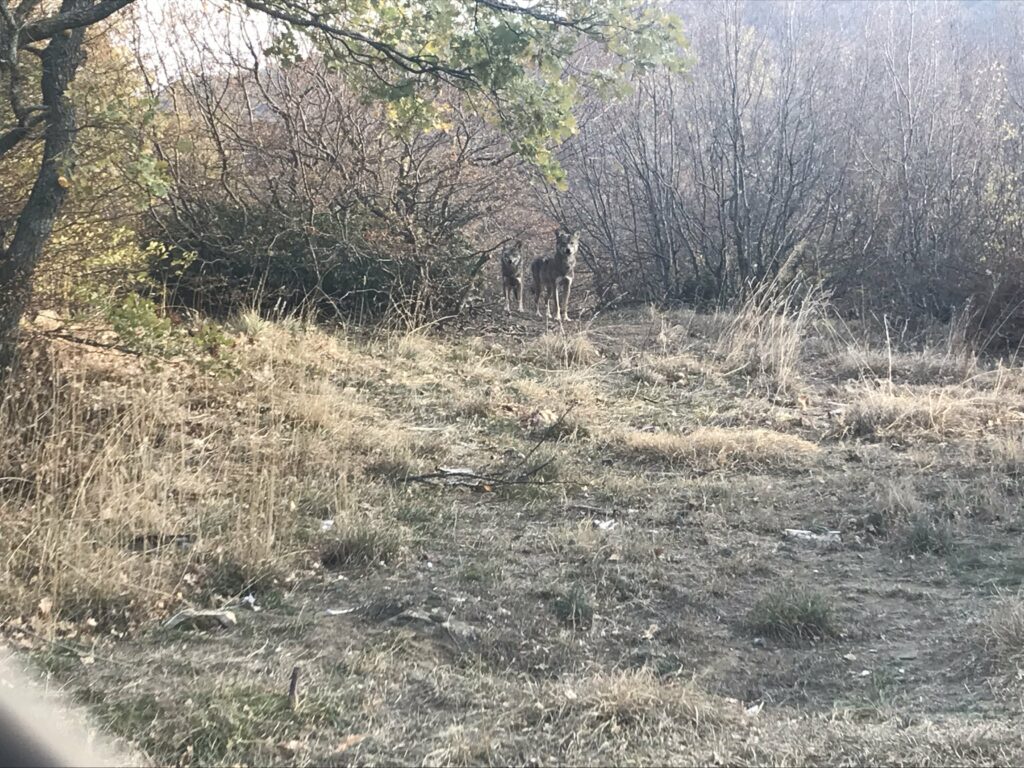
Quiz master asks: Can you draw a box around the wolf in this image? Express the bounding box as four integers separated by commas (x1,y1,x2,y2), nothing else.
531,230,580,321
500,240,525,313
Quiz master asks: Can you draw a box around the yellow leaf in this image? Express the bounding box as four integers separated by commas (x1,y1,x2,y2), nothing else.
57,176,70,189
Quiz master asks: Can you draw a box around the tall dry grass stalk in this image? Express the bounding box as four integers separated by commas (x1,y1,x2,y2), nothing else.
714,279,827,394
2,358,179,626
829,307,981,385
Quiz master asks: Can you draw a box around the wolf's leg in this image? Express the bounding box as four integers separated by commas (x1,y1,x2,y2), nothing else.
533,267,543,317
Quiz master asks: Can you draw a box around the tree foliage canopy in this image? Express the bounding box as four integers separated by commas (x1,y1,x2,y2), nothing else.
241,0,685,183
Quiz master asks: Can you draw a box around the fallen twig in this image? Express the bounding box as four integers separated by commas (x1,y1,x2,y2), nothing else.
35,329,144,357
288,666,301,710
519,401,578,467
404,465,567,488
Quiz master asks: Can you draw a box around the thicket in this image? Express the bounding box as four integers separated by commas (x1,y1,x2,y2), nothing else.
551,1,1024,349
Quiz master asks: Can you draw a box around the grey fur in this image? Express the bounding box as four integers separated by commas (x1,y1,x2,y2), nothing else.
531,230,580,321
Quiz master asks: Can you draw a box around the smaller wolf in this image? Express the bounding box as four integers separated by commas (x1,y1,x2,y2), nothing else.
531,230,580,321
500,240,525,313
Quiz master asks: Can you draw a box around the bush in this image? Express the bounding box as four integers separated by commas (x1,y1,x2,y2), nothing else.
149,202,487,323
104,294,234,361
967,267,1024,353
149,63,530,325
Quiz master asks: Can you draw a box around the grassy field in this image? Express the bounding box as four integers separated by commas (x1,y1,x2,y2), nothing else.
2,299,1024,766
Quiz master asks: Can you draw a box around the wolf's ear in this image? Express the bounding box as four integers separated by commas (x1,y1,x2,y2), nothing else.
570,231,581,246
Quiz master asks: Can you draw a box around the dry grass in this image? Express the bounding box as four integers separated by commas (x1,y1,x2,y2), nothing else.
1,362,215,627
318,514,406,570
5,305,1024,767
620,426,820,471
547,519,663,567
836,381,1019,440
714,284,826,393
981,431,1024,478
832,345,978,385
892,512,957,556
226,309,271,338
526,330,601,368
861,480,959,555
659,307,735,342
390,329,446,362
635,352,714,387
981,592,1024,671
544,669,733,739
0,328,419,628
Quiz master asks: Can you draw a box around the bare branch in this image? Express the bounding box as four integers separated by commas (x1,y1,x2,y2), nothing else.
19,0,136,45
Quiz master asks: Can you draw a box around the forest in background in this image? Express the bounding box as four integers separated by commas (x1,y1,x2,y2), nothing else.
4,1,1024,350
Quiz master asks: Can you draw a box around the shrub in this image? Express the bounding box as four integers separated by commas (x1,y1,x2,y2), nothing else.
150,203,487,323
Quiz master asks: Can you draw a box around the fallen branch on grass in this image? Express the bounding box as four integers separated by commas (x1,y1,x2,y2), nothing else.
404,461,564,489
35,329,144,357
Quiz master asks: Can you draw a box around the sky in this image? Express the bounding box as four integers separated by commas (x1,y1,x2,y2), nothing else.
130,0,273,83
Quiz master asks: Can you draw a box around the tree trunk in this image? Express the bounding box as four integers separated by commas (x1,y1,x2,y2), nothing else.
0,5,87,379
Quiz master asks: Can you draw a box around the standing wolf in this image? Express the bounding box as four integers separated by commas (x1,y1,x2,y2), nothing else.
531,230,580,321
500,240,525,313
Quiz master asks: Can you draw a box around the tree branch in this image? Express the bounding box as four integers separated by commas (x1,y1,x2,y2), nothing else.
473,0,602,34
237,0,476,81
0,109,46,158
19,0,135,44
